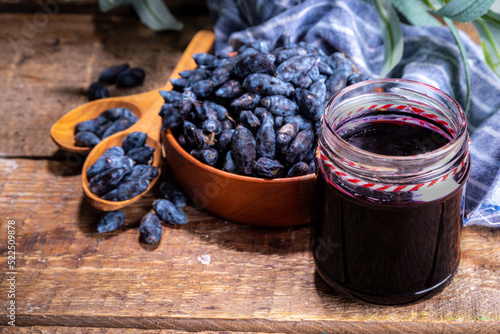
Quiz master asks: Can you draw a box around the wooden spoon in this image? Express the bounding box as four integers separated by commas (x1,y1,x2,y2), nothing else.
52,30,214,211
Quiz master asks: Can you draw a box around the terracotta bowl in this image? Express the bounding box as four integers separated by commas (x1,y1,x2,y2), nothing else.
162,130,317,227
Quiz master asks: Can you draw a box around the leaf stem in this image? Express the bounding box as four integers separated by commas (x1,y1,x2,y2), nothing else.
477,18,500,66
422,0,438,11
443,17,471,112
375,0,395,69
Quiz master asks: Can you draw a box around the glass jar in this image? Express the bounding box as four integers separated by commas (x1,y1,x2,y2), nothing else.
313,79,470,305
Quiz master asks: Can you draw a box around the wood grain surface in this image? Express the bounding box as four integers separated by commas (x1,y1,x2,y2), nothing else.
0,0,209,15
0,13,212,157
0,12,499,334
0,158,499,332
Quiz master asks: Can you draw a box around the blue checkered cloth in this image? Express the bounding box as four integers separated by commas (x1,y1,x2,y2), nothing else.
207,0,500,227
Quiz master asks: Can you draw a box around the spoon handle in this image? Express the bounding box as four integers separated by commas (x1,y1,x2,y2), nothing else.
127,30,216,140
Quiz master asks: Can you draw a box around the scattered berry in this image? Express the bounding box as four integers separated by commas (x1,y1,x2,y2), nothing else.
159,182,187,208
88,82,109,101
98,63,130,85
116,67,146,87
97,211,125,233
153,199,188,225
139,213,162,244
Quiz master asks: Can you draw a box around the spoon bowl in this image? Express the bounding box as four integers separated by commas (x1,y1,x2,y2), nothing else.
50,98,149,153
79,73,166,211
82,129,163,211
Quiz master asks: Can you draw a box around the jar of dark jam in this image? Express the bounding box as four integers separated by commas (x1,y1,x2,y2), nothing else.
313,79,470,305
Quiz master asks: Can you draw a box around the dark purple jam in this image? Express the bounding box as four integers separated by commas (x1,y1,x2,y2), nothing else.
313,115,467,305
342,121,450,156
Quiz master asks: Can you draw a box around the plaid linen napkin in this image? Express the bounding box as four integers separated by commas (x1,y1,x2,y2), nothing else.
207,0,500,227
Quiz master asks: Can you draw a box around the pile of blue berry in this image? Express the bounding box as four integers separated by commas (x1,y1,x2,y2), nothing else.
89,131,190,244
86,131,157,200
89,63,146,101
96,181,188,244
159,38,367,178
74,107,138,148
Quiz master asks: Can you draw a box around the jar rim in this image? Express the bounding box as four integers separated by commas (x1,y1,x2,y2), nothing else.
324,78,468,163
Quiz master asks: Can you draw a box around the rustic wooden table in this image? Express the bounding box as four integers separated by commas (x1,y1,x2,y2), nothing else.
0,12,499,334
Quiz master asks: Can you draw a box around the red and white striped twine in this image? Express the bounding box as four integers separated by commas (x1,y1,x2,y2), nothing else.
318,147,466,193
322,103,463,193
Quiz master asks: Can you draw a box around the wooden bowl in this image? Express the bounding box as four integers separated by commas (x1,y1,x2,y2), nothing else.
162,130,317,227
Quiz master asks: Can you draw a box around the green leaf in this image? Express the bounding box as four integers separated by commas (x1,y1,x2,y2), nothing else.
443,17,471,112
131,0,183,31
97,0,183,31
98,0,131,12
389,0,441,26
434,0,496,22
374,0,404,78
473,13,500,77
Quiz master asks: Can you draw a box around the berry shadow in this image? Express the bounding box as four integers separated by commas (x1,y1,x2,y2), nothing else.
50,85,88,97
139,237,161,251
76,188,156,239
47,150,86,177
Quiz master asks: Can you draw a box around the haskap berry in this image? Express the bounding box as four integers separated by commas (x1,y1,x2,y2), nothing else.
74,108,138,148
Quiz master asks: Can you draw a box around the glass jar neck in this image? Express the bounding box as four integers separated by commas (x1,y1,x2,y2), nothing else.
318,79,470,202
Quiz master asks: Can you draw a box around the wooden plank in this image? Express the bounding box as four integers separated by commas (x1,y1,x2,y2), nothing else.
0,13,213,157
0,158,499,332
0,0,209,15
3,321,500,334
0,0,98,14
1,328,281,334
1,328,317,334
